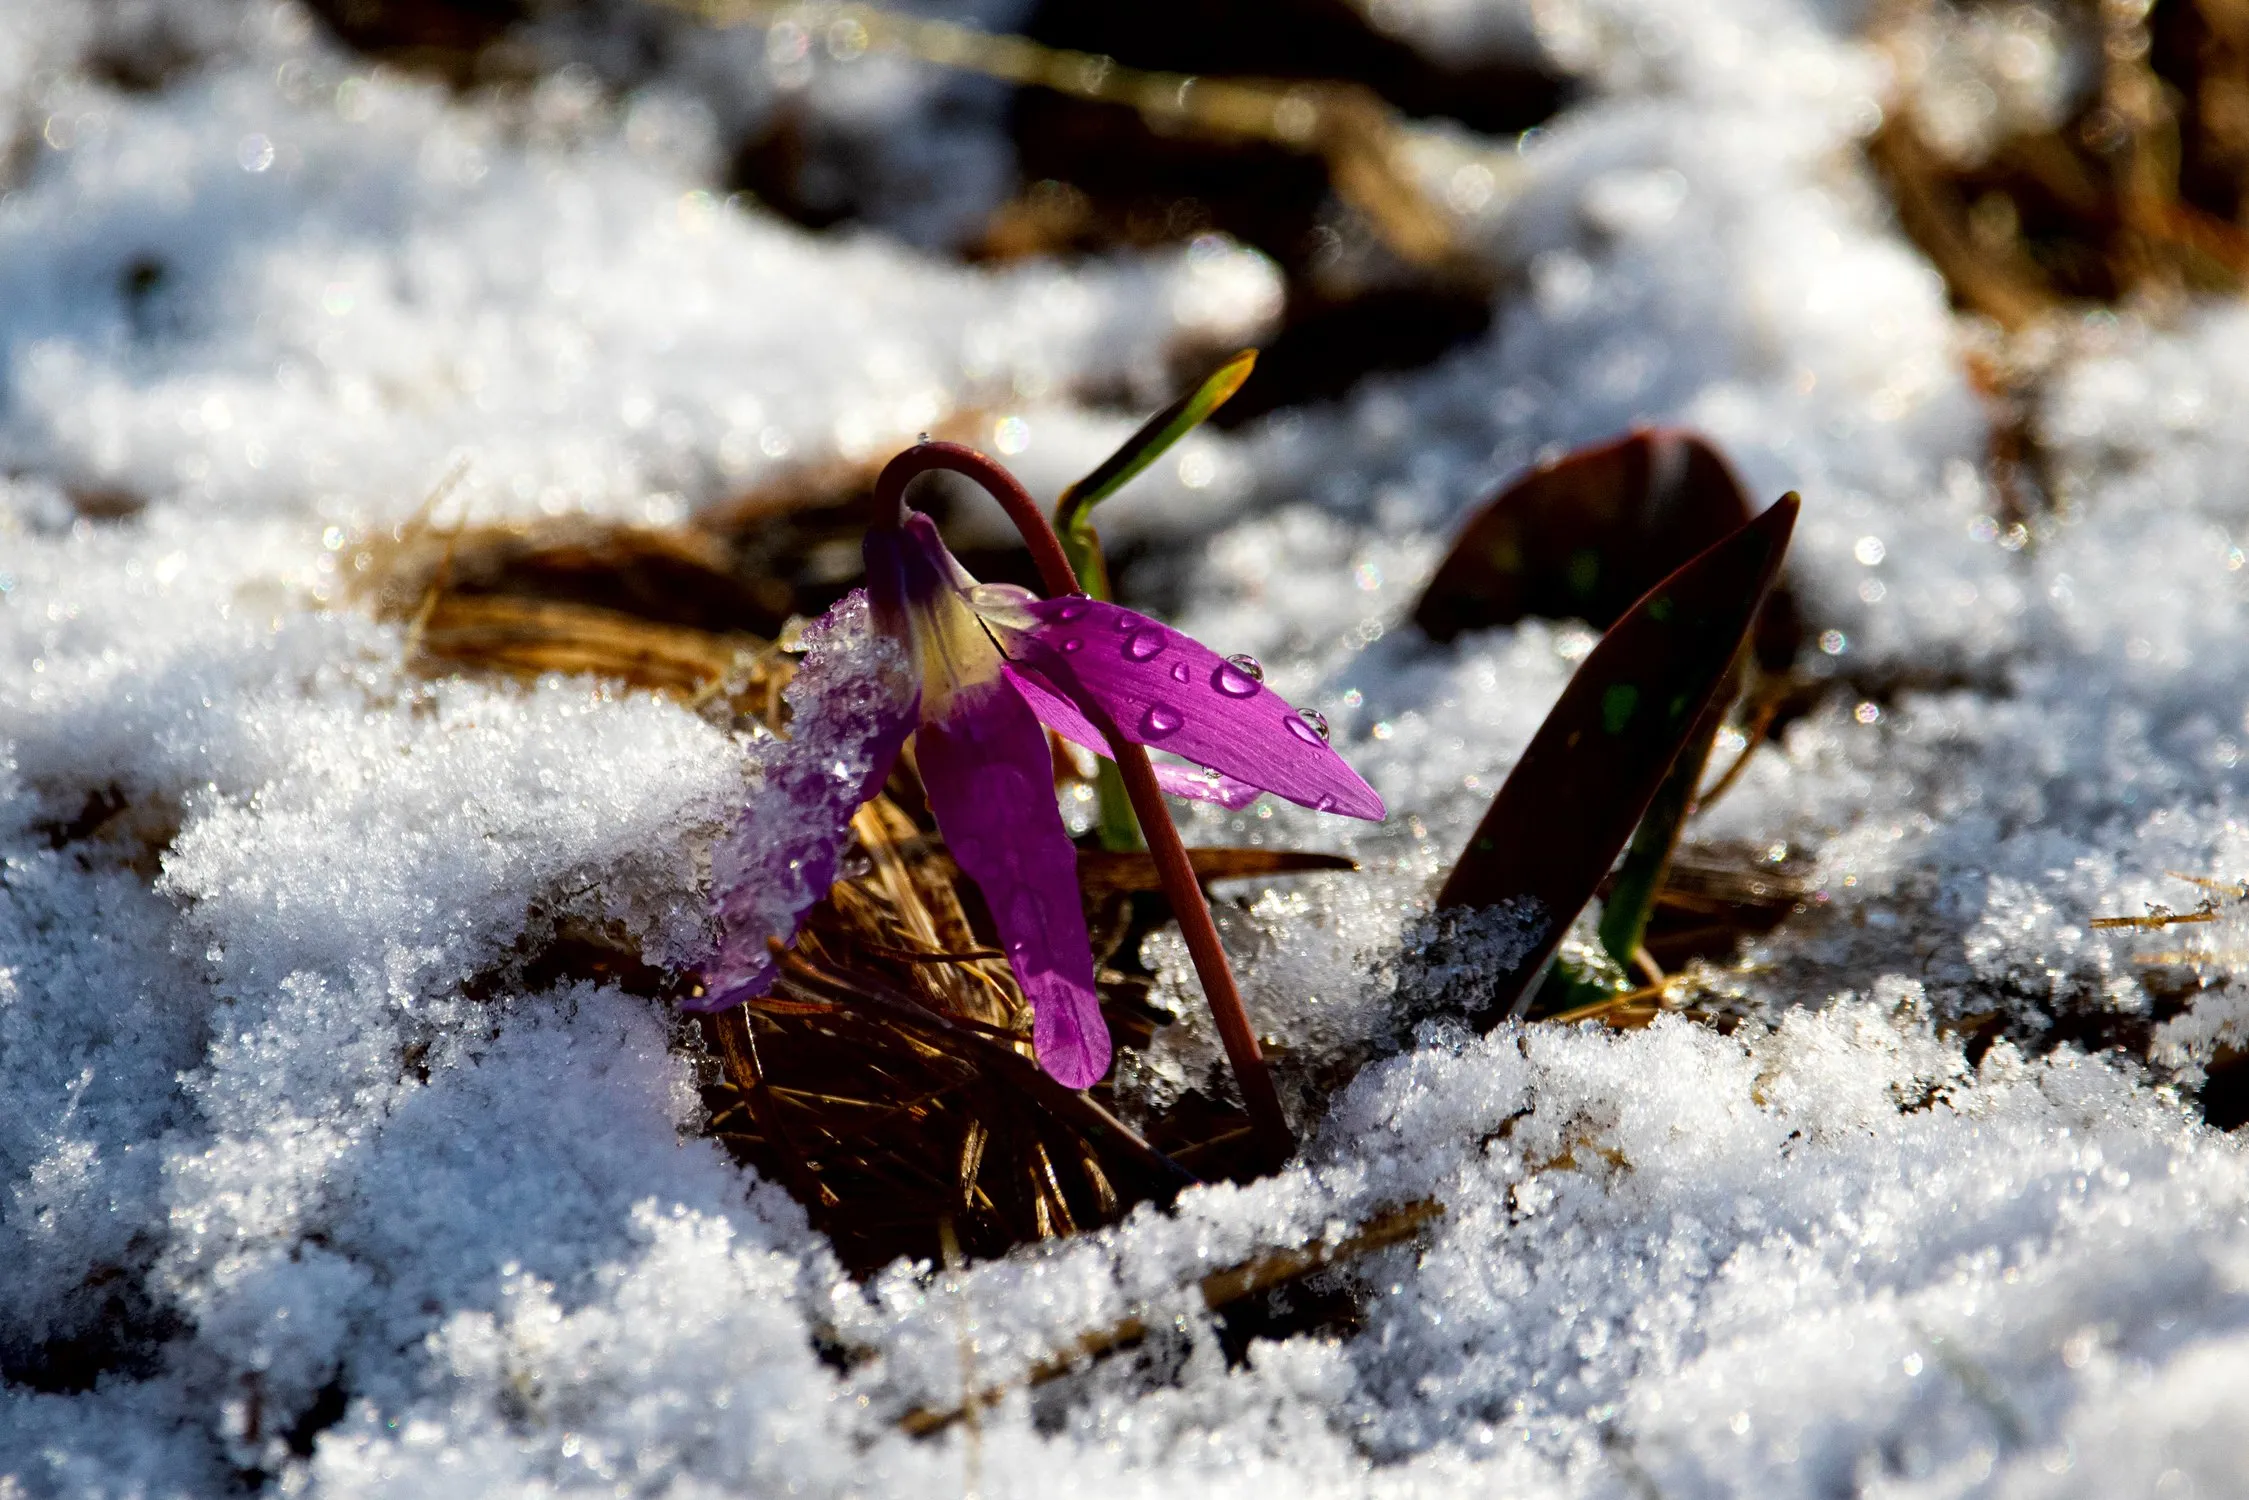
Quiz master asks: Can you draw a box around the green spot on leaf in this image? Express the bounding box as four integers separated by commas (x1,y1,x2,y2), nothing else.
1602,684,1639,735
1566,549,1601,597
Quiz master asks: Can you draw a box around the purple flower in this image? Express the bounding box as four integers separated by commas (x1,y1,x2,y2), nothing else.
700,502,1384,1090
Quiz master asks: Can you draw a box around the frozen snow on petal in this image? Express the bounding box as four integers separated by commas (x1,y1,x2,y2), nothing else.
701,592,915,1008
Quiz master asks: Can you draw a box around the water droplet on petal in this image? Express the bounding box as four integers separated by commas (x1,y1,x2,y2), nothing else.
1143,704,1184,737
1055,598,1090,621
1213,660,1262,697
1287,708,1331,744
1315,793,1338,812
1124,626,1165,661
1169,662,1191,683
968,582,1035,615
1225,653,1264,682
1060,637,1084,653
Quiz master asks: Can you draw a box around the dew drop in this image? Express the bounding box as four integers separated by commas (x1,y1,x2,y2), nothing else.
1287,708,1331,744
1125,626,1165,661
1143,704,1184,737
968,582,1035,613
916,431,932,444
1315,794,1338,812
1060,637,1085,653
1055,598,1090,622
1225,653,1264,682
1169,662,1191,683
1213,659,1262,697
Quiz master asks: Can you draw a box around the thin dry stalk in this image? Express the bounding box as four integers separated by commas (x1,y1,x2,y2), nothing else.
2093,871,2248,931
899,1198,1445,1436
1690,695,1782,817
2091,906,2221,931
412,594,757,697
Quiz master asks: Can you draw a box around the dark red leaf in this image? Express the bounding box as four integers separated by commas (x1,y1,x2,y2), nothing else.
1413,428,1799,670
1434,493,1801,1025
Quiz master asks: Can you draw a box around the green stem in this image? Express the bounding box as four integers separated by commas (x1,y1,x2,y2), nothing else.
1089,759,1139,851
1595,679,1735,971
1057,517,1111,602
1058,516,1143,850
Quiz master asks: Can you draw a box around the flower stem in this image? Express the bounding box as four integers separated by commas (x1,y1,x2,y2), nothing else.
1595,700,1724,968
874,441,1295,1166
1104,736,1295,1167
873,440,1080,591
1055,515,1144,852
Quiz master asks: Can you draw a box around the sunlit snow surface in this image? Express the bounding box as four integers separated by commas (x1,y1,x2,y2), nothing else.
7,0,2249,1494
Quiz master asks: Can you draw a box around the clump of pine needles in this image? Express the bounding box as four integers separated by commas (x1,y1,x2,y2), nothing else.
698,788,1202,1273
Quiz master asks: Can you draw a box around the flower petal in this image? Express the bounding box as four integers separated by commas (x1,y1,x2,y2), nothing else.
696,593,917,1012
1000,663,1260,809
917,678,1111,1088
997,660,1108,752
866,511,1014,720
1151,763,1265,809
999,598,1386,821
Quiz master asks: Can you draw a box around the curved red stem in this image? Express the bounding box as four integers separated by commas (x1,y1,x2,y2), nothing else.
872,441,1294,1167
874,441,1081,594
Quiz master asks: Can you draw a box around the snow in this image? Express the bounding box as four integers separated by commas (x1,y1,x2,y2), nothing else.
7,0,2249,1495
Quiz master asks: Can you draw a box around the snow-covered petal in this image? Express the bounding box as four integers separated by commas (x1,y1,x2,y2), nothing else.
696,594,917,1011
